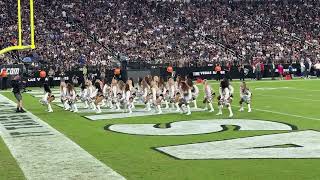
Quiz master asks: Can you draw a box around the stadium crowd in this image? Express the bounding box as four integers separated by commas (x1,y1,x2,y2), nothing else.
0,0,319,71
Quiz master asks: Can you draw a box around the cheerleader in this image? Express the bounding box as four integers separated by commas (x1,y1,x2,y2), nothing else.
187,79,199,109
87,80,96,110
115,80,126,111
167,78,177,110
111,78,118,109
66,83,78,112
158,78,169,109
141,78,151,111
79,84,89,108
216,80,233,117
126,79,136,109
151,81,163,114
93,81,104,113
60,81,69,110
40,83,55,112
103,83,113,109
179,81,192,115
125,84,134,113
203,80,215,112
239,82,252,112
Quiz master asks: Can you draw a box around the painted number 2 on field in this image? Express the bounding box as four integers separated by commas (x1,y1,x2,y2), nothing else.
107,120,320,159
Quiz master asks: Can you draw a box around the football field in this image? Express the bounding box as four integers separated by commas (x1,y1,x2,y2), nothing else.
1,79,320,180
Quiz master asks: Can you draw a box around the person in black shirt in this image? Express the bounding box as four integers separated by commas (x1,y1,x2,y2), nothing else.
11,76,26,113
239,64,245,81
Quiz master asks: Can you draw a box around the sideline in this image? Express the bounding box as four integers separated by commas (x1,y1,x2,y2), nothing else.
0,94,125,180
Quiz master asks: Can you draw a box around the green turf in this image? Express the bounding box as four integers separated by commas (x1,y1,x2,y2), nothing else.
0,138,25,180
1,79,320,180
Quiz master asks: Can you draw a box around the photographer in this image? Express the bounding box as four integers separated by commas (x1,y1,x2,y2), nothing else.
11,75,26,113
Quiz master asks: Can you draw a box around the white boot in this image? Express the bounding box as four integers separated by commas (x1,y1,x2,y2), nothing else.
204,104,208,111
171,103,175,110
101,100,106,107
216,105,222,115
193,100,198,109
239,104,244,112
175,103,180,112
73,104,78,113
84,101,89,109
64,102,70,110
91,102,96,110
48,104,53,112
128,104,133,114
248,104,252,112
146,102,151,111
209,103,214,112
116,103,121,111
186,105,191,115
165,101,169,109
96,105,101,114
157,105,162,114
228,105,233,117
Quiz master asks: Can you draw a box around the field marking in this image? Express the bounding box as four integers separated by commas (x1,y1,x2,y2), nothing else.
0,94,125,180
157,130,320,159
254,87,290,90
234,105,320,121
108,119,293,136
85,108,205,121
255,94,320,102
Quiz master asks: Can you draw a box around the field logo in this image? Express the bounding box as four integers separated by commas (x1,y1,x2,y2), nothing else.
106,119,320,159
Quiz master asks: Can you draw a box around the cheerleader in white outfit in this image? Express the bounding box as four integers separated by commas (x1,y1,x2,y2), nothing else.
203,80,215,112
66,83,78,112
111,78,118,109
115,80,126,111
187,79,199,109
167,78,177,110
216,80,233,117
87,80,96,110
103,83,113,109
141,78,151,111
239,82,252,112
151,81,163,114
79,84,89,108
125,84,134,113
93,82,104,113
179,81,192,115
40,83,55,112
60,81,69,110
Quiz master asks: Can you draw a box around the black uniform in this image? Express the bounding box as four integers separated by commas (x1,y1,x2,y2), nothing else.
11,80,22,101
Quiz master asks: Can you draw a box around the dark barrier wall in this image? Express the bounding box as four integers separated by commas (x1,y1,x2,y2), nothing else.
0,63,315,88
159,64,311,80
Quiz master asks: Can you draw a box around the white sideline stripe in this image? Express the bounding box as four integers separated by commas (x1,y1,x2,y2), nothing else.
234,105,320,121
0,94,125,180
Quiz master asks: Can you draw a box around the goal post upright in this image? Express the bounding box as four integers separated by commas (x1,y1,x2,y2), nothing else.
30,0,35,49
0,0,36,55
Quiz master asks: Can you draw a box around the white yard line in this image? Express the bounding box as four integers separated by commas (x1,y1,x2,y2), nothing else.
0,94,125,180
255,94,320,102
233,105,320,121
85,108,205,121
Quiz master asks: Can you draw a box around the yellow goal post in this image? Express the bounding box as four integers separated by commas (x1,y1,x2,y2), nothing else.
0,0,36,55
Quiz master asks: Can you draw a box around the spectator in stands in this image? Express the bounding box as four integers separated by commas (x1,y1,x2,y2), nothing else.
315,61,320,78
